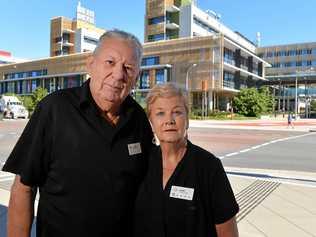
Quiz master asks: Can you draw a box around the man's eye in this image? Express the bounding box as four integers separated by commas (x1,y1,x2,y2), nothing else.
105,60,114,65
125,66,135,75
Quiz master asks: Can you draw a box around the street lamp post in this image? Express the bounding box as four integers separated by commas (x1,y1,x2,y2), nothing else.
295,67,314,119
185,63,197,112
295,73,298,119
185,63,197,91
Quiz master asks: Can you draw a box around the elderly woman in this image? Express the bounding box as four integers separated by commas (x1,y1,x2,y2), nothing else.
134,83,239,237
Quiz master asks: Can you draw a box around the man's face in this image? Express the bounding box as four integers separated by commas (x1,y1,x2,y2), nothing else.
87,38,139,109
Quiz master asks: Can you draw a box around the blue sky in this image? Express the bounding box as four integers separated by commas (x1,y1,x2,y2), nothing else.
0,0,315,59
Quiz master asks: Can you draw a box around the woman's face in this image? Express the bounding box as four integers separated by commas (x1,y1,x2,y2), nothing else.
149,96,188,144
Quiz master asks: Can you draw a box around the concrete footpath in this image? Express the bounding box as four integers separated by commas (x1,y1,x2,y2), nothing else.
0,118,316,236
191,118,316,237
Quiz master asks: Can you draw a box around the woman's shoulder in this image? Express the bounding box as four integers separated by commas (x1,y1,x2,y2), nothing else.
188,141,222,170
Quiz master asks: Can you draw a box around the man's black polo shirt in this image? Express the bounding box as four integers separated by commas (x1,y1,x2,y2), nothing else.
134,141,239,237
3,80,153,237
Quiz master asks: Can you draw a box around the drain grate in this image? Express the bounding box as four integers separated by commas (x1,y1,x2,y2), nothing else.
235,179,280,222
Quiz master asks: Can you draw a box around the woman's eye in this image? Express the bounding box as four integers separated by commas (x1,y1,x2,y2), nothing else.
174,110,183,115
156,111,164,116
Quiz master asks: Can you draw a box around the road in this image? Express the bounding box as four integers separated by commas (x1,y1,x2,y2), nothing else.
1,119,316,237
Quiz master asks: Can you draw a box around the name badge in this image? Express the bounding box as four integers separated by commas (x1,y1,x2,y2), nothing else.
127,142,142,156
170,185,194,201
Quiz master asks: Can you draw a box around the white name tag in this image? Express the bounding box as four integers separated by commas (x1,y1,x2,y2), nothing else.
170,185,194,201
127,142,142,156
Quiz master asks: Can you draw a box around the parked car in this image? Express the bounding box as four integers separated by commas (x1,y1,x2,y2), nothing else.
0,95,29,119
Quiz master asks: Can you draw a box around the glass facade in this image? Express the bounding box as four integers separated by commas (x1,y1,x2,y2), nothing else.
84,36,98,45
264,48,315,58
193,16,217,34
141,56,159,66
140,70,150,89
148,33,165,42
271,60,315,68
223,71,235,89
224,48,235,65
4,69,47,80
148,16,165,25
0,75,83,95
155,69,165,85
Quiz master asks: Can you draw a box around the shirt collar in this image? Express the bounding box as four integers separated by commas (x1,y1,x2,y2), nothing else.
78,79,136,117
79,79,93,108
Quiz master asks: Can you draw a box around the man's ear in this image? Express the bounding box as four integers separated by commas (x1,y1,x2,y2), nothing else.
86,55,95,75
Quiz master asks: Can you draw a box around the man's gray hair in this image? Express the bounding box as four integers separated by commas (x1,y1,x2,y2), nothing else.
93,29,143,66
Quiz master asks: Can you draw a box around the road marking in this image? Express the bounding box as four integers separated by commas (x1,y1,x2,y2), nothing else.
228,172,316,188
220,133,314,160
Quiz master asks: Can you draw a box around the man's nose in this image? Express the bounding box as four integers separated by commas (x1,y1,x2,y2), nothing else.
111,63,125,81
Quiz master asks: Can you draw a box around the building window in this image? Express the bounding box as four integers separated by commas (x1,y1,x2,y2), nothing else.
155,69,165,85
55,37,62,43
193,16,217,34
223,71,234,89
148,34,165,42
141,56,159,66
148,16,164,25
289,50,296,56
84,36,98,45
224,48,235,65
62,46,70,55
62,33,70,43
140,70,150,89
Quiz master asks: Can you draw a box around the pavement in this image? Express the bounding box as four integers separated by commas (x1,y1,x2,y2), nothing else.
0,117,316,236
189,118,316,237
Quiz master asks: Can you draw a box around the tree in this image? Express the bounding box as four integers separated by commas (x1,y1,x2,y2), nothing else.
20,87,48,113
31,87,48,107
233,87,273,117
311,100,316,111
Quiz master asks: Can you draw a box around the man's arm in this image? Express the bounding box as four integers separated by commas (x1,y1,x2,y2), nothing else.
215,216,239,237
7,175,35,237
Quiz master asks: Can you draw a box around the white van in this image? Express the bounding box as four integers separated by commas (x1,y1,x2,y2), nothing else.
0,95,29,119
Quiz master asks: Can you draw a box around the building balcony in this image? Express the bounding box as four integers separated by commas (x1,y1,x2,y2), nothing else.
63,28,75,34
166,21,179,30
62,42,74,47
166,5,180,13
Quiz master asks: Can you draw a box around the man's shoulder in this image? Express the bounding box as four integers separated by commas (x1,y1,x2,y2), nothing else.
124,96,147,116
40,86,81,108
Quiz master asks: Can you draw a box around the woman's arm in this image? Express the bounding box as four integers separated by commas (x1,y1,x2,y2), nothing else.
215,216,239,237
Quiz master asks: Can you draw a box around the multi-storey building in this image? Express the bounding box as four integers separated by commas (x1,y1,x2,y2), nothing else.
0,1,270,113
257,43,316,116
142,0,269,112
50,2,105,56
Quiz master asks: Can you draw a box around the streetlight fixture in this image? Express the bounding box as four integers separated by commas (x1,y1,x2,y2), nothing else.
185,63,197,91
295,67,314,119
185,63,197,113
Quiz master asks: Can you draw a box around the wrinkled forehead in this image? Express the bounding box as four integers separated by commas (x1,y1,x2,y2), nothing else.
96,38,138,63
151,96,186,110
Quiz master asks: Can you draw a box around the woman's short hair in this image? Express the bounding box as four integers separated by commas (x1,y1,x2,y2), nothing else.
146,82,189,117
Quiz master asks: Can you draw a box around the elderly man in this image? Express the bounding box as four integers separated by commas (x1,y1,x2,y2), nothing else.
2,30,153,237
